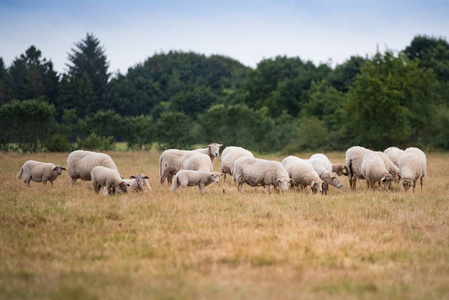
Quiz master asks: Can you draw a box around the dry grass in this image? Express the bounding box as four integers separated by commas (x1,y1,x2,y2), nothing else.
1,151,449,300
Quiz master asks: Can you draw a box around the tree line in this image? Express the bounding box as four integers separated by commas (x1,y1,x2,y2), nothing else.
1,33,448,153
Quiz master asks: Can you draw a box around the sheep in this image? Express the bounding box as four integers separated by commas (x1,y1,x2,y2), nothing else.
91,166,129,195
220,146,254,181
398,152,424,192
67,150,118,185
404,147,427,177
360,152,393,190
102,173,152,195
16,160,66,186
309,154,342,195
181,153,213,172
384,147,404,167
345,146,370,190
171,170,223,194
282,156,323,194
233,157,290,194
159,143,222,184
376,151,400,182
332,164,349,176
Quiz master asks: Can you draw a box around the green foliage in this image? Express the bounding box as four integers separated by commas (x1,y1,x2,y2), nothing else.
292,116,329,152
123,115,155,150
156,111,193,149
76,133,115,151
0,99,56,152
46,133,70,152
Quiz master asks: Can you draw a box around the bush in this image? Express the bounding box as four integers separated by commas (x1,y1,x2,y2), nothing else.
76,133,115,151
46,133,70,152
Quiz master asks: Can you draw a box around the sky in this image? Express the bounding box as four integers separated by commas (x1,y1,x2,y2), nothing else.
1,0,449,74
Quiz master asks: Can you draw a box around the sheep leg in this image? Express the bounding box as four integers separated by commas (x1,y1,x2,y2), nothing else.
351,179,357,190
24,175,31,187
198,184,205,194
420,177,423,189
265,185,271,194
93,181,100,194
42,179,47,185
71,177,77,186
237,181,244,193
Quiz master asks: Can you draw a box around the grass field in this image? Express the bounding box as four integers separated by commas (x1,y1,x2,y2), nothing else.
1,151,449,299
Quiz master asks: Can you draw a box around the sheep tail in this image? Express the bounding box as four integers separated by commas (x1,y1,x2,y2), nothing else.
16,168,23,180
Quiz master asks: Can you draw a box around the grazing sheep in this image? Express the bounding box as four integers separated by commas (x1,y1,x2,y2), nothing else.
404,147,427,177
181,153,213,172
332,164,349,176
361,152,393,190
233,157,290,194
398,152,424,192
103,173,152,195
220,146,254,181
159,143,222,184
67,150,118,185
309,154,342,195
17,160,66,186
384,147,404,167
171,170,223,194
91,166,129,195
345,146,370,190
282,156,323,194
376,151,400,182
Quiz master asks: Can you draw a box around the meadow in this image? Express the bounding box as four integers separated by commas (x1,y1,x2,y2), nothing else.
1,151,449,299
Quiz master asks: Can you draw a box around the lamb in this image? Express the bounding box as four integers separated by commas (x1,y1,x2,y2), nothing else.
91,166,129,195
181,153,213,172
17,160,66,186
384,147,404,167
332,164,349,176
220,146,254,181
398,152,424,192
159,143,222,184
360,152,393,190
309,154,342,195
67,150,118,185
103,173,152,195
282,156,323,194
171,170,223,194
233,157,290,194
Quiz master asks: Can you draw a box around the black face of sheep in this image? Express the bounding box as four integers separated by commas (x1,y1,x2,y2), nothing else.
402,179,414,192
118,182,130,194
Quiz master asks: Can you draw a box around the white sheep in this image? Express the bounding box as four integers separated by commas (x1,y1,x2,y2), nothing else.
384,147,404,167
345,146,370,190
361,152,393,190
233,157,290,194
220,146,254,181
91,166,129,195
159,143,222,184
171,170,223,194
67,150,118,185
309,154,342,195
282,156,323,194
376,151,400,182
404,147,427,177
181,153,213,172
17,160,66,186
398,152,424,191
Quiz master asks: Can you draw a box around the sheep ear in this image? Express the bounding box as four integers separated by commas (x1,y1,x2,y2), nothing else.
144,176,149,179
220,173,225,176
218,144,223,147
61,167,66,170
342,169,348,175
289,179,293,183
330,174,334,179
130,176,136,179
276,179,281,183
311,180,315,186
381,176,386,182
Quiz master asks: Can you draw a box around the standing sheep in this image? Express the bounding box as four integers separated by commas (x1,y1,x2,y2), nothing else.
220,146,254,181
233,157,290,194
282,156,323,194
309,154,342,195
159,143,222,184
171,170,223,194
67,150,118,185
384,147,404,167
17,160,66,186
345,146,370,190
404,147,427,177
103,173,152,195
360,152,393,190
91,166,129,195
181,153,213,172
398,152,424,191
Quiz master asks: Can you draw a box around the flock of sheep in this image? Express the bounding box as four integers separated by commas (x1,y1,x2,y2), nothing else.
16,143,427,195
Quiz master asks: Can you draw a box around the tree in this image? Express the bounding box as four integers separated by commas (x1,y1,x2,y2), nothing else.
328,55,366,92
66,33,110,110
156,111,193,149
123,115,155,150
344,50,438,149
0,58,11,104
